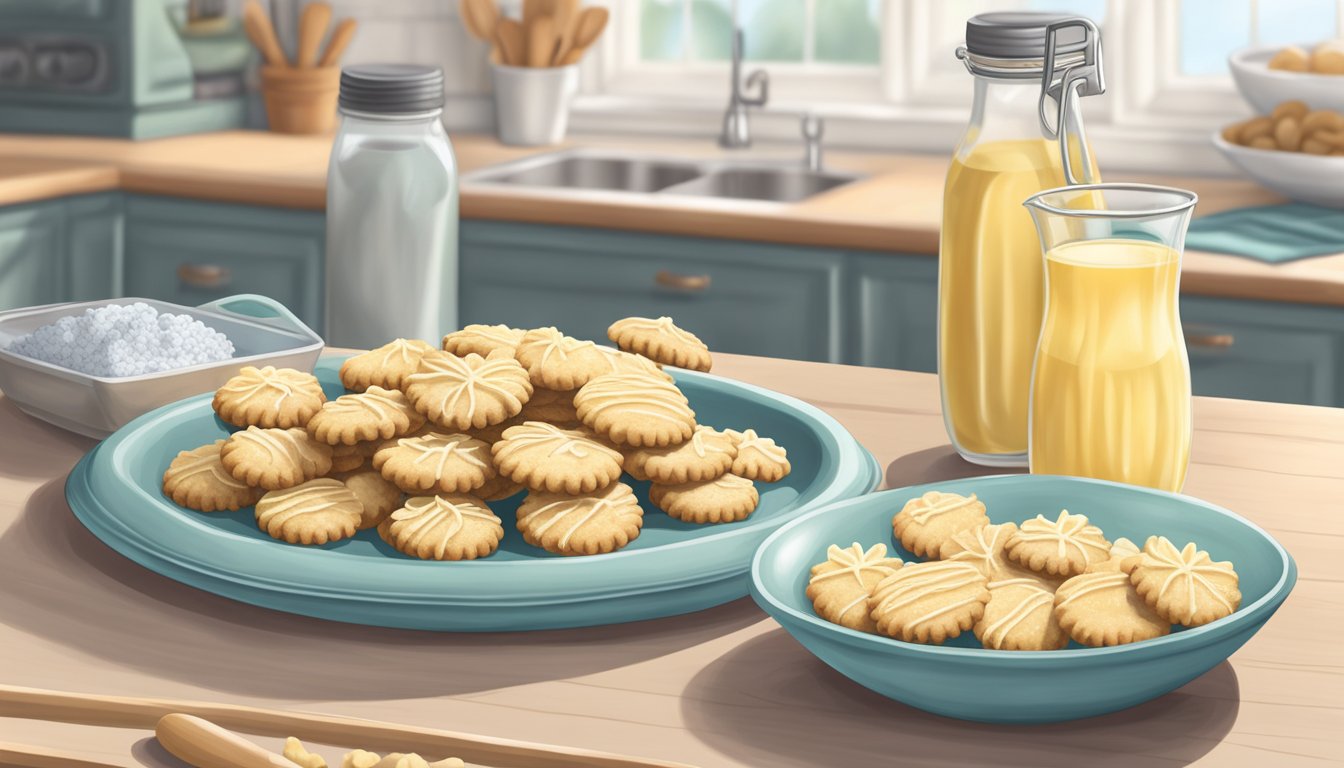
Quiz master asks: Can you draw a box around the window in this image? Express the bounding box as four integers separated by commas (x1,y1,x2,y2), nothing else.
1179,0,1340,76
638,0,881,65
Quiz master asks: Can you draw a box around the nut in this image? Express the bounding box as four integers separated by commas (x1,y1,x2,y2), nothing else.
1240,116,1275,142
1303,137,1333,154
1248,135,1278,150
1269,45,1310,72
1274,116,1304,150
1303,109,1344,134
1272,100,1310,121
1311,43,1344,74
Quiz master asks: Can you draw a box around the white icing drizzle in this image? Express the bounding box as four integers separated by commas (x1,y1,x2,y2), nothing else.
323,388,410,421
519,490,640,549
391,496,500,559
406,354,529,422
872,562,986,630
980,584,1053,647
220,366,312,410
944,523,1013,577
450,324,522,347
575,374,693,424
498,422,622,462
170,444,250,490
1014,510,1110,564
614,316,704,347
235,427,320,466
902,491,981,525
1142,537,1237,616
809,543,903,589
394,433,491,475
520,328,597,368
728,428,788,463
713,474,755,490
1055,571,1130,608
376,338,430,367
257,480,356,529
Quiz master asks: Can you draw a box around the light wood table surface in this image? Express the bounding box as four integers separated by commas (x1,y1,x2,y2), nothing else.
0,352,1339,766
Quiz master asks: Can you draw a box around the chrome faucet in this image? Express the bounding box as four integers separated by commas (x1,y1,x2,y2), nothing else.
719,27,769,148
801,113,823,171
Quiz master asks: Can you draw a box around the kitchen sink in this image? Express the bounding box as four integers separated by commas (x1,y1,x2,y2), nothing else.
463,149,862,202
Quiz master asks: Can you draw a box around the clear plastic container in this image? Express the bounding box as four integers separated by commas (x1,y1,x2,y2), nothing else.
326,64,458,350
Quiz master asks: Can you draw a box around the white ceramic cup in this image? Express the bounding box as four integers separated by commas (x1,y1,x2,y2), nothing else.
491,63,580,146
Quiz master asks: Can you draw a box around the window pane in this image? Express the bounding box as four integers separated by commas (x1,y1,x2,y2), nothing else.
741,0,804,62
691,0,733,61
815,0,880,64
1180,0,1251,75
1256,0,1336,47
641,0,685,61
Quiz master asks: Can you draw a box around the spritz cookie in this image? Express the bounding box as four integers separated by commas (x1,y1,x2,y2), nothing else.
220,426,333,490
491,421,624,494
807,543,904,633
574,372,696,447
974,580,1069,651
306,386,425,446
442,323,525,358
162,440,263,512
518,386,579,423
725,428,790,482
212,365,326,429
1053,571,1171,647
373,432,495,494
1124,536,1241,627
516,482,644,556
514,327,609,390
607,316,712,372
1085,536,1142,574
254,479,362,545
330,439,380,473
1005,510,1112,578
385,494,504,561
938,522,1033,582
595,345,674,382
649,473,759,524
868,561,990,644
339,338,436,392
403,351,533,431
333,468,402,529
624,425,736,484
891,491,990,559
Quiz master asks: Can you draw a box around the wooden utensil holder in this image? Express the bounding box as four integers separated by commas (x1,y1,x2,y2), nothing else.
260,65,341,134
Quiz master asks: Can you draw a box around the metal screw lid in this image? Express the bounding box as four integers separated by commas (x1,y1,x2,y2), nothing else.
339,64,445,114
964,12,1091,59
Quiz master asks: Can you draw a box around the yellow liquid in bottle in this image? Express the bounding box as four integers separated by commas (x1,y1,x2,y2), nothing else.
939,139,1078,461
1029,239,1192,492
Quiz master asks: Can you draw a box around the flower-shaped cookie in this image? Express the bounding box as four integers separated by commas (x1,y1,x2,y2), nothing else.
373,432,495,494
1085,536,1142,574
514,327,609,390
1124,536,1241,627
339,338,436,392
1005,510,1112,578
725,428,790,482
385,494,504,561
1054,571,1171,647
595,345,675,382
212,365,326,429
938,522,1039,583
806,543,904,633
516,482,645,556
607,316,712,372
574,372,696,448
442,323,526,358
649,473,759,524
162,440,263,512
403,351,533,431
491,421,624,494
974,580,1069,651
306,386,425,446
624,425,736,483
868,560,990,644
220,426,333,490
891,491,990,559
254,478,363,545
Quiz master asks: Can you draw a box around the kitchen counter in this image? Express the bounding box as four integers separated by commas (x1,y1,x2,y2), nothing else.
3,130,1344,307
0,351,1339,766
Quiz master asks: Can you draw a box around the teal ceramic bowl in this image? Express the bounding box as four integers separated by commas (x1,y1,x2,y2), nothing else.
750,475,1296,723
67,356,879,632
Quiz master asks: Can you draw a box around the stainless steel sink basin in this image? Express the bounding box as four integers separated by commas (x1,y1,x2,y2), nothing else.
661,167,858,203
463,149,863,203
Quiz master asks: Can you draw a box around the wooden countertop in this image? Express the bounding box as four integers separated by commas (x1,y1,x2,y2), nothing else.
0,351,1339,766
5,130,1344,307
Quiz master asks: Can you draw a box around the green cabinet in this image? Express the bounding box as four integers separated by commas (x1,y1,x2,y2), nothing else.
847,253,939,373
460,221,845,363
123,195,326,331
0,193,121,311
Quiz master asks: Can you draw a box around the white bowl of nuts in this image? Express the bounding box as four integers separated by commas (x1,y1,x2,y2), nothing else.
1230,42,1344,115
1215,101,1344,208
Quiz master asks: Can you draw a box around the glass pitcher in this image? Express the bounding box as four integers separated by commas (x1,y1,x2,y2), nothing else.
939,12,1106,467
1024,184,1199,492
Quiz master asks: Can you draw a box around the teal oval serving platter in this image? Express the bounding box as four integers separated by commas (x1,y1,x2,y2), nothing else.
67,356,879,631
750,475,1296,724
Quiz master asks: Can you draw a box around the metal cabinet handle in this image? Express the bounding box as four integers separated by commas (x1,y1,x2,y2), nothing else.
1185,332,1235,348
655,270,711,292
177,263,232,289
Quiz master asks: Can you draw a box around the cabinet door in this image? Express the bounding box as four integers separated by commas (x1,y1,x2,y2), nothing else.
65,193,124,302
0,201,64,311
1181,296,1342,407
460,222,844,363
848,252,939,372
123,195,325,332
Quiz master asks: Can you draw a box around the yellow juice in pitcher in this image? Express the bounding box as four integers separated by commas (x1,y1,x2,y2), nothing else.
1029,239,1192,492
939,138,1078,461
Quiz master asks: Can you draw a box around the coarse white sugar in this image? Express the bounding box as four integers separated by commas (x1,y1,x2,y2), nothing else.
6,302,234,377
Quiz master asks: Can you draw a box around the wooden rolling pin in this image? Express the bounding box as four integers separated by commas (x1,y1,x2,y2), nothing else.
157,714,299,768
0,684,696,768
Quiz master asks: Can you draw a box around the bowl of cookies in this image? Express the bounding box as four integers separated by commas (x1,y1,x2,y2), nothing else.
66,317,881,631
1215,100,1344,208
751,475,1296,723
1230,42,1344,115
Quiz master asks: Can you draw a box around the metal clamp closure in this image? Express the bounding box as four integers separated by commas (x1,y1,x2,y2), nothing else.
1038,17,1105,184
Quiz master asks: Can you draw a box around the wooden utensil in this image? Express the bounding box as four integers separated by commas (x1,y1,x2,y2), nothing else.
242,0,289,67
549,0,581,66
459,0,499,43
527,14,557,68
521,0,552,28
557,6,608,66
0,741,120,768
156,714,297,768
495,17,525,67
0,684,694,768
296,1,332,68
318,18,358,67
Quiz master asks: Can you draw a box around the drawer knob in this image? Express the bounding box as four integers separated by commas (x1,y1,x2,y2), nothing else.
655,270,711,292
177,263,232,289
1185,332,1235,348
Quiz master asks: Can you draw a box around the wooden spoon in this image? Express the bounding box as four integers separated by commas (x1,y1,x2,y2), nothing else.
156,713,298,768
296,1,332,68
549,0,581,66
317,18,358,67
458,0,499,43
241,0,289,67
527,14,557,68
494,17,525,67
557,6,608,66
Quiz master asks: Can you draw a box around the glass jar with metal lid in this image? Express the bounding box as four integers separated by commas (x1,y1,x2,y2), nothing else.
938,12,1105,467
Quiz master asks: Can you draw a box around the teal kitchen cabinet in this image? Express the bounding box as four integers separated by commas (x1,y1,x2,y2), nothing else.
0,193,122,311
1181,295,1344,407
123,195,326,331
459,221,845,363
847,253,939,373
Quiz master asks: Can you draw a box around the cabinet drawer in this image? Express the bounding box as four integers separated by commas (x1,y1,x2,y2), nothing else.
123,196,325,331
0,202,64,311
848,253,939,372
1181,296,1341,406
460,222,844,363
